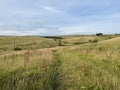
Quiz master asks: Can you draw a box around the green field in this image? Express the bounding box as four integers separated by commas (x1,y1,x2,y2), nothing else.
0,35,120,90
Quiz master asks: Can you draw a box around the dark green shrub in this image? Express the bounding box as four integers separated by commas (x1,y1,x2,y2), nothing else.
89,39,92,42
108,37,112,39
92,39,98,43
89,39,98,43
14,47,22,51
73,42,86,45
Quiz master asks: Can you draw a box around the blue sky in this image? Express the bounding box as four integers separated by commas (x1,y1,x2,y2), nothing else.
0,0,120,35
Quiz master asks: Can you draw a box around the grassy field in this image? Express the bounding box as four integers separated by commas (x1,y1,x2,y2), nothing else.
0,35,120,90
0,36,58,51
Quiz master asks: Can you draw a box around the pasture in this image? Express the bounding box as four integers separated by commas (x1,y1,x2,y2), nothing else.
0,35,120,90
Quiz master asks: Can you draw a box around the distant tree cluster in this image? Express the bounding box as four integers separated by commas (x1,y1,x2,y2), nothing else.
96,33,103,36
115,33,120,35
43,36,63,39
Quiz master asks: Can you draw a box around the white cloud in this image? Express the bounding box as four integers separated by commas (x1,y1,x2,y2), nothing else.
27,28,47,35
58,21,120,35
0,30,24,36
43,6,61,13
0,28,47,36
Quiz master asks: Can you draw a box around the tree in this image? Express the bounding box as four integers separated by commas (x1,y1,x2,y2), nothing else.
96,33,103,36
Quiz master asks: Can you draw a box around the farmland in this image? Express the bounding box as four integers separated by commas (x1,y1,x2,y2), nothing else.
0,35,120,90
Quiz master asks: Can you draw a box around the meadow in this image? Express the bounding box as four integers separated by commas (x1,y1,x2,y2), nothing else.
0,35,120,90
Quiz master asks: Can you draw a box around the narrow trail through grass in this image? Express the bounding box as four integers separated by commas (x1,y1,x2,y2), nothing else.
43,51,63,90
0,50,64,90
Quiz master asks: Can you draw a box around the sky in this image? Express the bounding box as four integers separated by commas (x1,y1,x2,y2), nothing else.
0,0,120,36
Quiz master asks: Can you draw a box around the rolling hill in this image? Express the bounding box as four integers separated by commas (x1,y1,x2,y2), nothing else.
0,35,120,90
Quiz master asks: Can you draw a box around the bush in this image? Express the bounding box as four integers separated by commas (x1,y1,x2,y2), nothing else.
14,47,22,51
108,37,112,39
92,39,98,43
89,39,98,43
89,39,92,42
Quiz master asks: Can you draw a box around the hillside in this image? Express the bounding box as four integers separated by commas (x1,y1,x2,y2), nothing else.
0,35,120,90
0,35,119,51
100,36,120,43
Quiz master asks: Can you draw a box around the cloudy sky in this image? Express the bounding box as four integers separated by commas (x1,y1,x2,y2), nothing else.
0,0,120,36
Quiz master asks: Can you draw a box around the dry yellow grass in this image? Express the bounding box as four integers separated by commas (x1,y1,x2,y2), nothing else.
0,35,120,90
99,36,120,43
